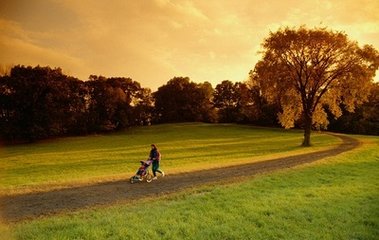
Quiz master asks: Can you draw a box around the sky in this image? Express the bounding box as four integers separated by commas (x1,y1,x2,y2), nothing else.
0,0,378,90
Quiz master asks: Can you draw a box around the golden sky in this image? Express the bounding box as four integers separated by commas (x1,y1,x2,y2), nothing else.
1,0,378,90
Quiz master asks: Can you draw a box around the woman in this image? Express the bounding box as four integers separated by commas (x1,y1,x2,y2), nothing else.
149,144,165,180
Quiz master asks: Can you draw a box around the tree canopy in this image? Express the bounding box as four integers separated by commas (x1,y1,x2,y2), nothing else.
250,26,379,146
0,65,153,142
153,77,216,123
213,80,259,123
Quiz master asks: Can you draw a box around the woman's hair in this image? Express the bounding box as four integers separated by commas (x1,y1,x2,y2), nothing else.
151,144,157,149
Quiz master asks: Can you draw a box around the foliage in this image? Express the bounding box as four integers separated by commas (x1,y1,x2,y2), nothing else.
0,66,153,142
250,26,379,145
0,65,284,143
213,80,255,123
328,82,379,135
86,75,149,131
153,77,217,123
0,65,83,141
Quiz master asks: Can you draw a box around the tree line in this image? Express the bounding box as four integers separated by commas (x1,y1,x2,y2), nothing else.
1,64,377,143
1,26,378,144
0,65,273,142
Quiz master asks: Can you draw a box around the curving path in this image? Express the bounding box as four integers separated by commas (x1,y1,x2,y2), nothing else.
0,134,359,223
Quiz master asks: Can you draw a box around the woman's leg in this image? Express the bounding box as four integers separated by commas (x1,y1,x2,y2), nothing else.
152,161,158,177
154,162,164,176
152,161,164,178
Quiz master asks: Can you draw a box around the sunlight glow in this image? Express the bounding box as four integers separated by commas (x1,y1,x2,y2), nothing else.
0,0,378,89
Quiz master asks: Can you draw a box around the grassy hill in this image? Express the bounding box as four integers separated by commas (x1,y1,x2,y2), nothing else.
1,123,338,194
1,123,377,239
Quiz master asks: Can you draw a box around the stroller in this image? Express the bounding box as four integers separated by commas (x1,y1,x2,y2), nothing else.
130,159,153,183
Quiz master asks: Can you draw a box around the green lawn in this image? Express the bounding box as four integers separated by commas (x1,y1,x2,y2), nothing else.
5,131,378,240
0,123,339,194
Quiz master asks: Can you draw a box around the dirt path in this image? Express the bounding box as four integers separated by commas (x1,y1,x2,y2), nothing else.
0,134,359,223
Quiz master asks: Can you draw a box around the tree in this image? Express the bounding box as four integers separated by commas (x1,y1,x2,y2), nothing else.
153,77,215,123
197,81,218,123
328,82,379,135
250,26,379,146
247,84,281,126
86,75,147,131
64,78,89,135
213,80,238,122
133,88,154,125
213,80,259,123
0,65,82,141
0,65,152,142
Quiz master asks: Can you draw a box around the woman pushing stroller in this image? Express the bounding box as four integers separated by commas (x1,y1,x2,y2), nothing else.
149,144,165,180
130,144,165,183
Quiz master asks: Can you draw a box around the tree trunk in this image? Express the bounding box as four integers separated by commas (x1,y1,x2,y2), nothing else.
302,113,312,147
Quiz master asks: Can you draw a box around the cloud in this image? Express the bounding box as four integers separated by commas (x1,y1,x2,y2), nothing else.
0,0,378,88
172,1,209,21
0,19,88,77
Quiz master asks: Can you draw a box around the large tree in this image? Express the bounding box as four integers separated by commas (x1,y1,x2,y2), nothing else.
250,26,379,146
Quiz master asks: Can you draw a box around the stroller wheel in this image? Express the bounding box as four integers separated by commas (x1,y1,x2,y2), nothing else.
146,173,153,183
130,177,135,184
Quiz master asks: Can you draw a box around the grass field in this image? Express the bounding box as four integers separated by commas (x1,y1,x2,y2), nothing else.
0,123,339,194
1,123,378,239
